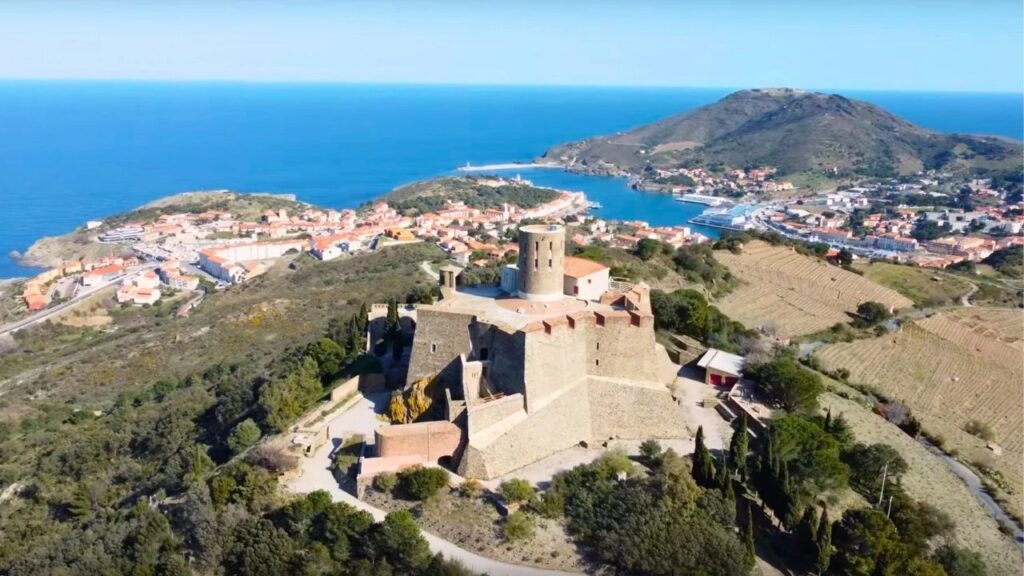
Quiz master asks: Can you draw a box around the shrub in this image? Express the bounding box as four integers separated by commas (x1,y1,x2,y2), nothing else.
503,511,536,542
398,466,450,500
248,445,299,473
227,418,261,454
498,478,535,505
459,478,483,498
532,491,565,519
639,439,663,465
374,472,398,494
963,419,994,441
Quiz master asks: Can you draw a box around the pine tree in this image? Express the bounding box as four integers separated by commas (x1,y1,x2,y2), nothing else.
743,501,756,569
729,415,749,482
816,507,832,575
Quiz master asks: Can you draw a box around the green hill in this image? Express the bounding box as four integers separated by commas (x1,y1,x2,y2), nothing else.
542,88,1023,179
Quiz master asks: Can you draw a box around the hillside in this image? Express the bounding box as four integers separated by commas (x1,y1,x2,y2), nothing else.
713,240,913,338
542,88,1023,178
382,176,559,215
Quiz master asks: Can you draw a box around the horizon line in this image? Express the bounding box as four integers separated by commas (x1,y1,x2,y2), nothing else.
0,77,1021,96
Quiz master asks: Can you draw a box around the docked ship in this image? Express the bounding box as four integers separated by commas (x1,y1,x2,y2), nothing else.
675,193,728,207
689,204,756,231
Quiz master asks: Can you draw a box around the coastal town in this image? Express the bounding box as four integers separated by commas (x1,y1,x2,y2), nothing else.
9,166,1023,324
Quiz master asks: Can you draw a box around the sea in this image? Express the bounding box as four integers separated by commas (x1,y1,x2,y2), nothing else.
0,81,1021,279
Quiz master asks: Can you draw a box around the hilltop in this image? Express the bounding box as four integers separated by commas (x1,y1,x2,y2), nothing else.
542,88,1023,179
382,175,560,215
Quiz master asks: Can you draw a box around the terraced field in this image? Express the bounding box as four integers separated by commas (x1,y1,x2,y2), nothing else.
917,308,1023,373
817,310,1024,508
715,241,913,338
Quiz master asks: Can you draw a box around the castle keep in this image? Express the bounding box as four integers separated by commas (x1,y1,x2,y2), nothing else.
369,224,685,480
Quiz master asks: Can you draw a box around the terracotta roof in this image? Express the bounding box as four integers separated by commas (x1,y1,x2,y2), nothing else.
563,256,608,279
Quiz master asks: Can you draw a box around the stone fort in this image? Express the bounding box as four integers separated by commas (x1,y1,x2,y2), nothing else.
366,224,685,480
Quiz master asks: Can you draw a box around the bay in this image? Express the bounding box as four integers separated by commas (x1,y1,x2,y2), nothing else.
0,81,1020,278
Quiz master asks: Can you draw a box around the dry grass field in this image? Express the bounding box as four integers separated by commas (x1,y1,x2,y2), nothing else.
714,241,913,338
820,390,1022,576
816,309,1024,512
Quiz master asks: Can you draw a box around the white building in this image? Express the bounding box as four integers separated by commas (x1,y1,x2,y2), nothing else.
563,256,610,301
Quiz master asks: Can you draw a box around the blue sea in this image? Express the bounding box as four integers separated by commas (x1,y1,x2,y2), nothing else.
0,81,1021,278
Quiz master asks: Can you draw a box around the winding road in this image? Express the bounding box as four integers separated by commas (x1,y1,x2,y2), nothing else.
0,263,158,337
284,395,577,576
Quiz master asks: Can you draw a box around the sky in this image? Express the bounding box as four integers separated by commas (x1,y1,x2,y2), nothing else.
1,0,1022,92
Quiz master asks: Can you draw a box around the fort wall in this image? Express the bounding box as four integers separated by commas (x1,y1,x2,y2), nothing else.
587,377,684,441
466,393,526,436
375,420,463,464
405,308,475,387
458,382,591,479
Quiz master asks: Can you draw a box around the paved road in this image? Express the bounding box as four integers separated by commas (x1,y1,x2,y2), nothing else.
0,263,158,336
284,395,578,576
920,440,1024,548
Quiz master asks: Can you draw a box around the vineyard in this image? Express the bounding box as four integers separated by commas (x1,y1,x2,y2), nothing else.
816,315,1023,503
714,241,913,338
917,308,1023,374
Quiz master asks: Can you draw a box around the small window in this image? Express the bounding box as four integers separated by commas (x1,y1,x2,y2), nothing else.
548,258,552,268
549,241,553,251
534,258,539,270
596,342,600,350
595,359,600,367
430,343,437,353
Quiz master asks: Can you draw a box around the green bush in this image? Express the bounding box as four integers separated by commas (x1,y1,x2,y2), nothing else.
373,472,398,494
532,491,565,519
503,511,536,543
398,466,450,500
498,478,535,505
227,418,262,454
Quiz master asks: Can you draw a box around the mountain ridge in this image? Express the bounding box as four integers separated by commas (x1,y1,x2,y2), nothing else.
541,88,1023,179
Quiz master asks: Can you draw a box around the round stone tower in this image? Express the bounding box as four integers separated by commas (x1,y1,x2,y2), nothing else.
517,224,565,301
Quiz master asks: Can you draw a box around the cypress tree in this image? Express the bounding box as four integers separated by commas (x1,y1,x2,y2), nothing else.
693,426,713,486
823,406,832,432
716,453,730,493
346,324,362,357
796,507,818,558
816,507,832,575
386,298,399,337
729,415,749,482
743,501,756,569
357,302,369,331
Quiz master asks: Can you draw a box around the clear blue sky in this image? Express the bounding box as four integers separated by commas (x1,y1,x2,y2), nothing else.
1,0,1021,92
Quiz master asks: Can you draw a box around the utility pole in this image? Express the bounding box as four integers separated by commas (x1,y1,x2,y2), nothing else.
877,461,889,507
886,495,893,518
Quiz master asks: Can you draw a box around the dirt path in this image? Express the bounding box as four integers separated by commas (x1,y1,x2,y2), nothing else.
284,396,578,576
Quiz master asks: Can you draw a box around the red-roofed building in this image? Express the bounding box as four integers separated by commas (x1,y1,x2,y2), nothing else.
563,256,610,301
